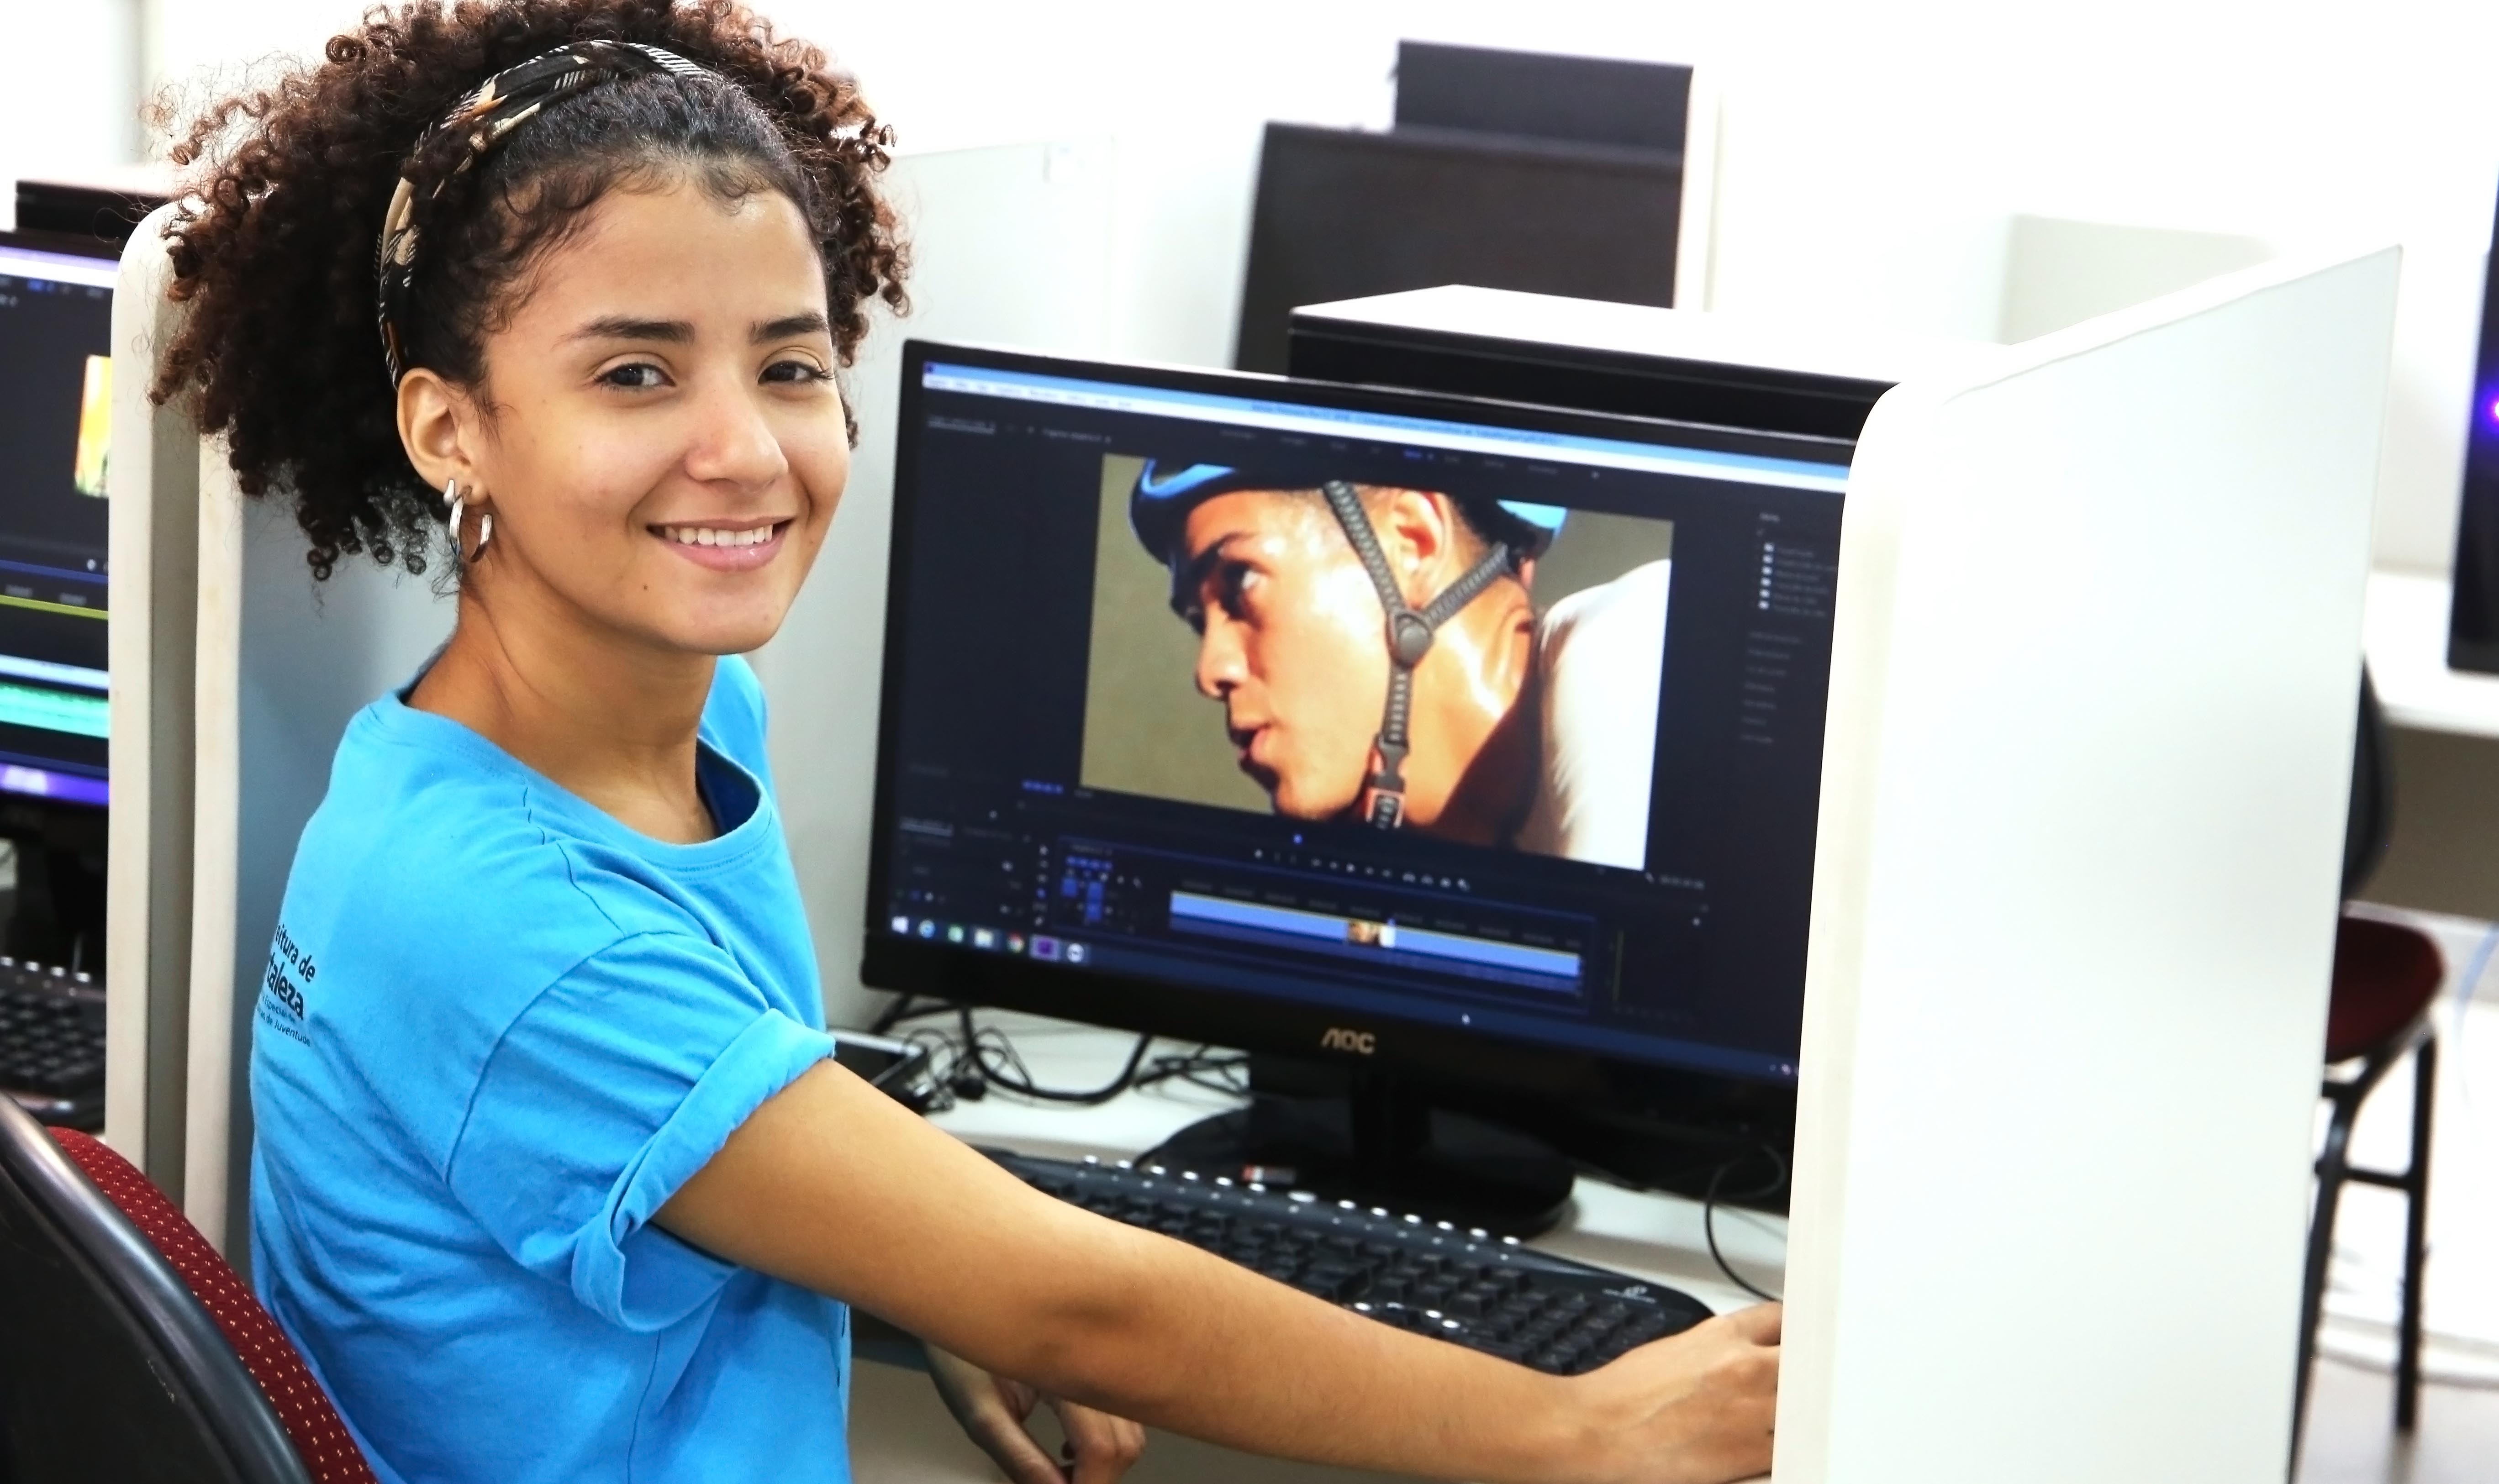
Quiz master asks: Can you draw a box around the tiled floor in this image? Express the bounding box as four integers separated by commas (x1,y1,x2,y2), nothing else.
2297,1356,2499,1484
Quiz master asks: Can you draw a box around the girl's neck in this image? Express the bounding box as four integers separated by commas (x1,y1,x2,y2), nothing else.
409,585,720,844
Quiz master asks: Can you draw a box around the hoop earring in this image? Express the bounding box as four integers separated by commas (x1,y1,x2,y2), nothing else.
443,479,492,564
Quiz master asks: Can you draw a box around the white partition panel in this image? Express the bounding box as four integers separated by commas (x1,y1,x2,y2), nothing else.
1673,69,1724,313
182,444,246,1245
1778,248,2401,1481
104,203,199,1189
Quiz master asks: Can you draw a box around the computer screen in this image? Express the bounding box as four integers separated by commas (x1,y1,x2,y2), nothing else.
2450,174,2499,673
865,342,1848,1088
0,236,114,809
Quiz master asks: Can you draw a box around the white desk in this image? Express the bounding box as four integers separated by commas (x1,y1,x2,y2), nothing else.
2364,568,2499,738
846,1013,1788,1484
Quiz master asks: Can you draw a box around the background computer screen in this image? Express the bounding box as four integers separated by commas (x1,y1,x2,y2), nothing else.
0,237,114,808
868,343,1849,1085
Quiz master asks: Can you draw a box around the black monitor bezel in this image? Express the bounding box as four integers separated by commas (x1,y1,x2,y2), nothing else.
861,338,1847,1119
0,229,121,265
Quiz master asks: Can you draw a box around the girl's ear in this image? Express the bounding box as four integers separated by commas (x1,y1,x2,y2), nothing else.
397,368,480,494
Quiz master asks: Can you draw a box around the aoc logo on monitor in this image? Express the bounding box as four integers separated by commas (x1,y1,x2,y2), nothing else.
1319,1027,1377,1056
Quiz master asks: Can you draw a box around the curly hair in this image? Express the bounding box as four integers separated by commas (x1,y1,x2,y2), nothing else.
151,0,908,579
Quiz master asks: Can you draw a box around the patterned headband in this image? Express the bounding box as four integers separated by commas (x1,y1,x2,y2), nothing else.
375,39,717,387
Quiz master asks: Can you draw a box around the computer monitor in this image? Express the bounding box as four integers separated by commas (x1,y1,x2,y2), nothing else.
2450,178,2499,673
0,232,117,969
1231,44,1697,374
864,342,1849,1228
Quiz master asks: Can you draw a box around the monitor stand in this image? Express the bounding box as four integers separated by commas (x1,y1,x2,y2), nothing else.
1148,1065,1576,1237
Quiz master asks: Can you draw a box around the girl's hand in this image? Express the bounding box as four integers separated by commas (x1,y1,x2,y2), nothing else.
1571,1304,1782,1484
925,1341,1149,1484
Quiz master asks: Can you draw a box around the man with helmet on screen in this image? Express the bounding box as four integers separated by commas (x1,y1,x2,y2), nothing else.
1131,462,1670,869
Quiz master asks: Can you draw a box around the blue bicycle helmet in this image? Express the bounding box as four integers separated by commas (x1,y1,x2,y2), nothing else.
1128,461,1566,569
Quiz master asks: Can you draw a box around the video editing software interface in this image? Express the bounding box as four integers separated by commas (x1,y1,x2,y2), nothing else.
872,345,1849,1083
0,241,113,808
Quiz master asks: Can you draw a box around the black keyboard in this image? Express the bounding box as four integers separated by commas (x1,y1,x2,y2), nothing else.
0,959,105,1129
987,1148,1713,1375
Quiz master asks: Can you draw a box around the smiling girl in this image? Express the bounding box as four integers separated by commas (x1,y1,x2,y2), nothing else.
151,4,1780,1482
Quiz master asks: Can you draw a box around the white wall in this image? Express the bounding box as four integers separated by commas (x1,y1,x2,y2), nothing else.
116,0,2499,573
0,1,145,215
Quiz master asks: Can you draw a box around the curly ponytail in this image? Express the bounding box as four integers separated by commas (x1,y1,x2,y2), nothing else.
151,0,908,579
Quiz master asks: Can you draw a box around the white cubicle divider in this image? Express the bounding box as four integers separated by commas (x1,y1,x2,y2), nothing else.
103,203,200,1198
1777,248,2400,1481
1673,69,1724,313
180,442,246,1253
101,200,261,1241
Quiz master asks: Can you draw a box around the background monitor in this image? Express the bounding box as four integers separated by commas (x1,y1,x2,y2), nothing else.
0,234,113,806
0,232,116,970
2450,179,2499,672
863,341,1849,1226
12,177,169,255
1393,40,1692,152
1230,43,1695,374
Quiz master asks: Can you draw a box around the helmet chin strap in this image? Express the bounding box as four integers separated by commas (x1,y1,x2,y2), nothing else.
1319,480,1512,829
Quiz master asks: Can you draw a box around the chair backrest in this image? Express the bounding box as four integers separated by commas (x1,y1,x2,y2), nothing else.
2342,666,2392,901
0,1099,370,1483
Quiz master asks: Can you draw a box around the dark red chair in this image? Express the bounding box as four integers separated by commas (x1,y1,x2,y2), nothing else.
0,1095,375,1482
2293,672,2442,1451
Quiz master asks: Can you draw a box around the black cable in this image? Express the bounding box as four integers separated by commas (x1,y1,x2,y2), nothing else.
1129,1046,1251,1108
1702,1142,1788,1304
957,1008,1156,1105
1161,1050,1250,1097
875,1005,1247,1116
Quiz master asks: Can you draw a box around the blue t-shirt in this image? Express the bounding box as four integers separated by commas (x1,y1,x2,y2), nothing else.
249,656,849,1484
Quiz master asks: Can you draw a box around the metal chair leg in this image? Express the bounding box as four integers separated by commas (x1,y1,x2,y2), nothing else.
2294,1087,2360,1458
2395,1034,2437,1432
